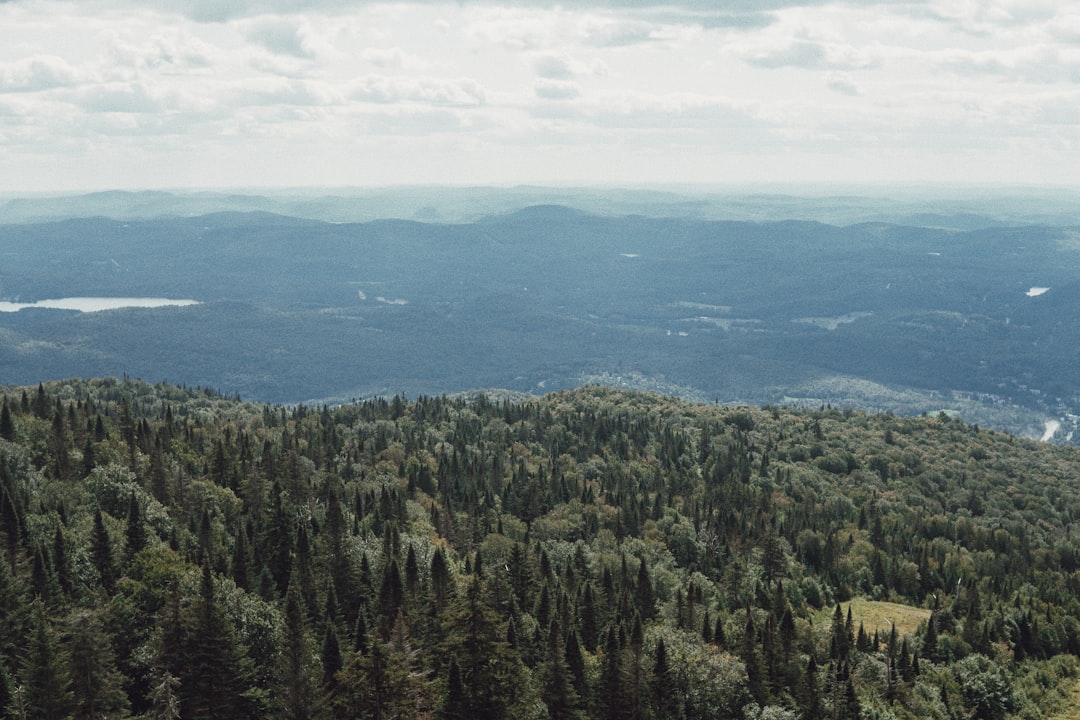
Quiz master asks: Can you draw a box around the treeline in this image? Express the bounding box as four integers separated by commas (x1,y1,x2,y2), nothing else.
1,378,1080,719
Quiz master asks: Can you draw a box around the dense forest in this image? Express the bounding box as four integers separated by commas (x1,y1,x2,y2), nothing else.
1,378,1080,719
4,206,1080,442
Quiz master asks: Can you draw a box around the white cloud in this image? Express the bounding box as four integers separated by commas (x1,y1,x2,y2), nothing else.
350,75,487,107
531,53,606,79
743,38,877,70
362,47,429,70
578,17,658,47
0,55,79,92
0,0,1078,189
75,82,167,113
534,78,580,99
826,72,859,95
243,17,321,59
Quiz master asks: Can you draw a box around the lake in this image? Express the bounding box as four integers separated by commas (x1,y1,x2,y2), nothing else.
0,297,201,313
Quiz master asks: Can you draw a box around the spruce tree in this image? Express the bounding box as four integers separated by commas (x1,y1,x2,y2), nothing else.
278,582,323,720
0,400,13,441
21,599,73,720
438,656,469,720
538,620,582,720
180,563,255,720
124,491,147,567
650,636,677,720
68,608,129,720
634,557,656,620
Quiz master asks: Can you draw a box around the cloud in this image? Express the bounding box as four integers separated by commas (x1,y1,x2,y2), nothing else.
578,17,657,47
934,46,1080,83
537,90,755,130
826,72,860,95
744,38,877,70
534,78,580,99
350,75,487,107
75,82,165,113
531,53,606,80
232,77,344,106
108,32,215,72
92,0,844,23
362,47,429,70
533,54,574,79
0,56,79,93
243,18,319,59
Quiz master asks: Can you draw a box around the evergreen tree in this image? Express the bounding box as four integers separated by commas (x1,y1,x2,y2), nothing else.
634,557,656,621
68,608,129,720
439,576,532,719
124,491,148,567
580,583,599,652
322,624,343,692
0,400,13,441
438,656,469,720
538,620,583,720
180,563,255,720
51,525,71,598
232,524,253,591
278,581,324,720
0,654,13,720
651,636,677,720
20,599,73,720
599,626,623,720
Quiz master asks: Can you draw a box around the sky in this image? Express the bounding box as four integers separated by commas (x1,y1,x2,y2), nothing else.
0,0,1078,191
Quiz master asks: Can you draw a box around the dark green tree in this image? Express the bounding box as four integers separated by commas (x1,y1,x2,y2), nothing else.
0,400,13,441
20,599,73,720
124,491,148,568
68,608,129,720
180,563,255,720
277,582,324,720
538,620,583,720
440,576,532,719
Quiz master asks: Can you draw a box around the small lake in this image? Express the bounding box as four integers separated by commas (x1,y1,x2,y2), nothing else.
0,297,201,313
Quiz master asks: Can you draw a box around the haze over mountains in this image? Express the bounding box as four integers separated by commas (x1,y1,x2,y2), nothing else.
1,187,1079,443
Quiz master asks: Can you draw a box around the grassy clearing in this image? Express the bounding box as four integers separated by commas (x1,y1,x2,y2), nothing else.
815,598,932,640
1046,680,1080,720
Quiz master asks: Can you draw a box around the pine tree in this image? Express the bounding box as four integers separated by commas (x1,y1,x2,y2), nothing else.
0,400,13,441
651,636,677,720
52,525,72,598
180,563,255,720
565,628,588,703
634,557,656,620
799,656,821,720
439,575,532,719
21,599,73,720
322,624,343,692
232,524,253,591
0,654,14,720
0,554,26,671
124,491,148,567
68,608,129,720
539,620,583,720
278,582,323,720
599,626,623,720
438,656,469,720
742,609,767,705
580,582,599,652
377,558,404,634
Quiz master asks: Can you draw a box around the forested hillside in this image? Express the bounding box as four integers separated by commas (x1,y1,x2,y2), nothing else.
4,207,1080,441
1,378,1080,719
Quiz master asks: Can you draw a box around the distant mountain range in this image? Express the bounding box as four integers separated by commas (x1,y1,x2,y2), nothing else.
1,189,1079,443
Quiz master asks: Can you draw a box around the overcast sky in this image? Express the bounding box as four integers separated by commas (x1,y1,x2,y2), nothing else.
0,0,1077,191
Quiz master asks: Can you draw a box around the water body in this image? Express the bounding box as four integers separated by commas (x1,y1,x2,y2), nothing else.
0,297,201,313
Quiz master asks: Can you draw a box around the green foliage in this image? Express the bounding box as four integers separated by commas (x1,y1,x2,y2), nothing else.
0,379,1079,720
